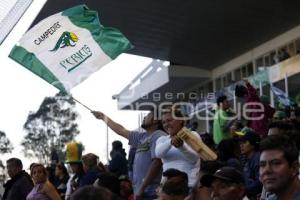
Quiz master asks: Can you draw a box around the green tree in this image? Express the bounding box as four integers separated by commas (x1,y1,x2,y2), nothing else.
0,131,13,183
22,92,80,164
0,130,13,154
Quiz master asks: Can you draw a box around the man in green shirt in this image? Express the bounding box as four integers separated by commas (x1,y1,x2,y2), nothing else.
213,95,234,144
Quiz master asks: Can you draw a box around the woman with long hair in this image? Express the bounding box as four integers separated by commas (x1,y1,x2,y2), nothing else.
27,164,61,200
54,162,70,199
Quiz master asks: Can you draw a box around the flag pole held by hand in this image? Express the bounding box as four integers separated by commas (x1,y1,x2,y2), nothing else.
71,96,93,111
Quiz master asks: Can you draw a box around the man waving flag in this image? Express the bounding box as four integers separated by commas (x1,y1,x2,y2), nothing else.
9,4,133,92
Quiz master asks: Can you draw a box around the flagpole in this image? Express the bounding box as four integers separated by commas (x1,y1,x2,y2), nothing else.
205,99,209,133
270,83,275,107
106,124,109,163
71,96,93,111
285,72,289,98
259,81,263,96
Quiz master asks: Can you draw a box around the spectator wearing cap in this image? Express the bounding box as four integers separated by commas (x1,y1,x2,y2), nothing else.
235,127,254,137
230,120,244,138
200,166,247,200
235,127,254,168
162,168,188,181
108,140,128,177
65,142,85,200
157,169,189,194
259,135,300,200
239,131,262,199
213,95,234,144
80,153,101,187
272,111,287,122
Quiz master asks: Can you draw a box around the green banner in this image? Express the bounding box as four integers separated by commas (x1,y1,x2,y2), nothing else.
248,69,269,88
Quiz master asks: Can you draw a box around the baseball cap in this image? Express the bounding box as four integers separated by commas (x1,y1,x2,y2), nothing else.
200,167,244,187
119,175,131,182
273,111,287,120
239,131,260,147
235,127,253,136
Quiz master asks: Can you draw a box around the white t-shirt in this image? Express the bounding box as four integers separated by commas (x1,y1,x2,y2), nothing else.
155,131,201,187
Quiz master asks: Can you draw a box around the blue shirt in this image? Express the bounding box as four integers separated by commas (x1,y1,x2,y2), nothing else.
79,169,99,187
243,151,262,198
266,190,300,200
128,130,166,198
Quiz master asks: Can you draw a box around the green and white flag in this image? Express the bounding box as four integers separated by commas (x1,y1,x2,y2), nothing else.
9,5,132,92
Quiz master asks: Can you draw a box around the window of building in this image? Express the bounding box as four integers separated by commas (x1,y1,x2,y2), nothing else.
234,68,241,81
207,81,213,93
226,72,233,85
295,38,300,54
222,76,227,87
263,54,271,66
247,62,253,76
270,50,277,65
277,46,291,62
216,77,221,91
287,41,296,56
255,57,264,68
241,65,247,78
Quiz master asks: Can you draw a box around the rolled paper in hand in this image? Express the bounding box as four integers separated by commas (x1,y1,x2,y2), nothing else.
177,127,217,161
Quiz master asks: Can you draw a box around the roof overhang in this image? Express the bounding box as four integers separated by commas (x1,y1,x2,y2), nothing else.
116,60,211,110
31,0,300,69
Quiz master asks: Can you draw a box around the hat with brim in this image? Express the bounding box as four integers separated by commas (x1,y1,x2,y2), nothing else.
273,111,287,120
200,167,244,187
234,127,253,137
234,131,245,136
239,131,260,148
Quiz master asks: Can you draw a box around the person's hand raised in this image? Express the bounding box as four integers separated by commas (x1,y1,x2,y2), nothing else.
91,111,105,120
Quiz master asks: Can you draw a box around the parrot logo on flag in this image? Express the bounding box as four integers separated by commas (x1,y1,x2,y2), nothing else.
50,31,78,52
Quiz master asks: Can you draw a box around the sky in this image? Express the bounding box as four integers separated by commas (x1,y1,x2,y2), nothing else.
0,0,151,166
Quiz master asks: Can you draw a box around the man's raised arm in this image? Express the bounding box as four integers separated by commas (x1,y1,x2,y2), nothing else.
92,111,130,139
